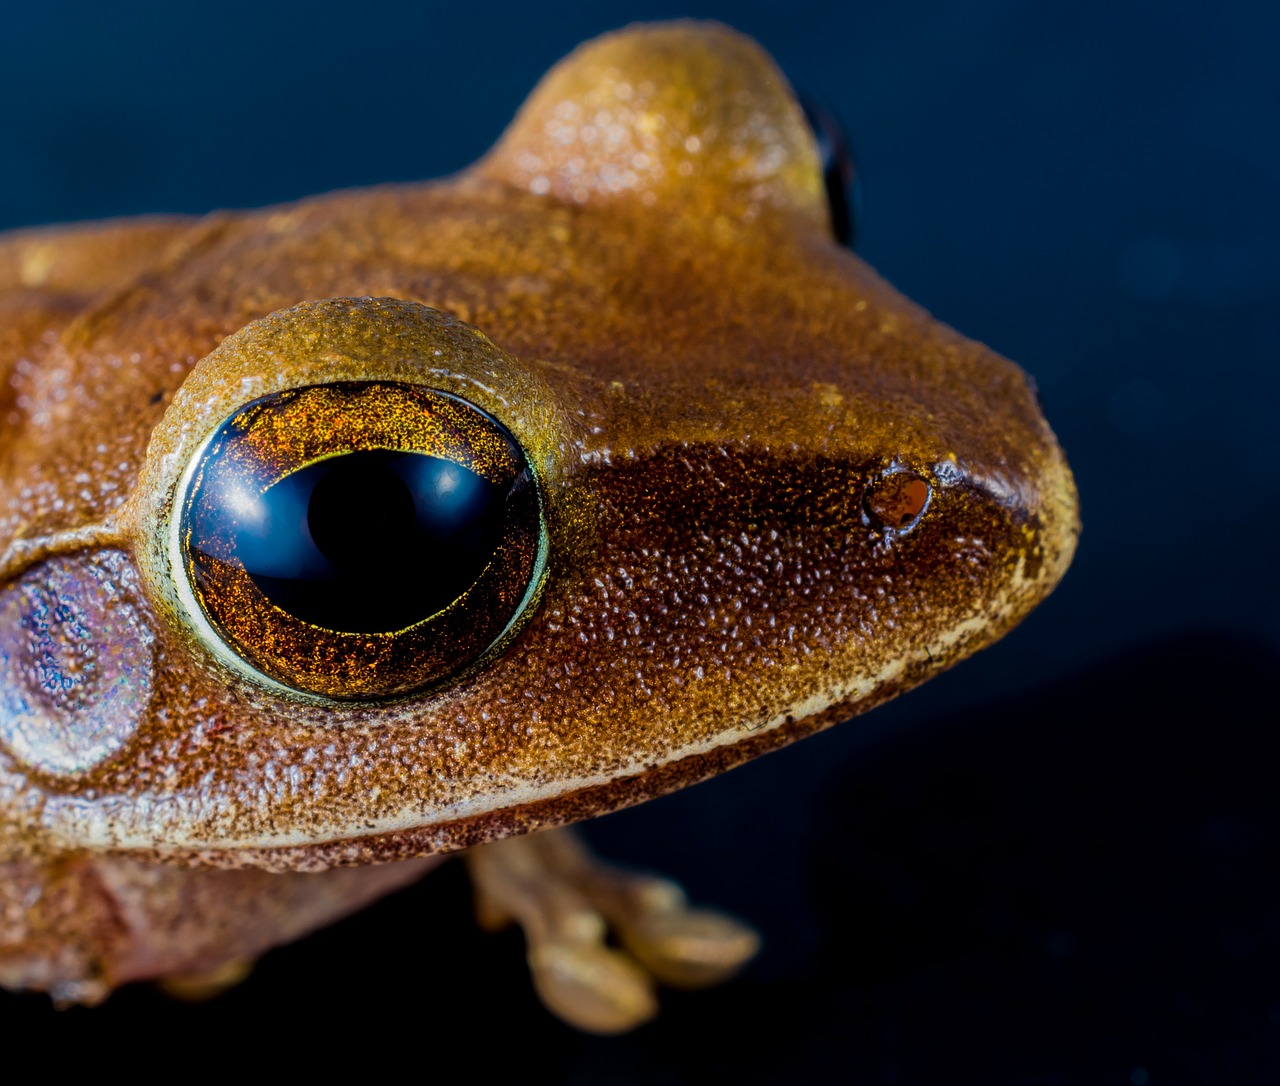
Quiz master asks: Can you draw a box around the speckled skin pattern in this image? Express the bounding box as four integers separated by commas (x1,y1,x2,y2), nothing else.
0,23,1077,995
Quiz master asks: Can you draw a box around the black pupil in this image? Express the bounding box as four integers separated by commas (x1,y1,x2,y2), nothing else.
214,450,512,633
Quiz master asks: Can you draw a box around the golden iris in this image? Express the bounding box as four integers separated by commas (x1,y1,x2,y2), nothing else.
179,381,544,699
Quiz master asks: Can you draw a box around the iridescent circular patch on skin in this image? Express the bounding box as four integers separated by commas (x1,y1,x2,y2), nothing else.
0,551,154,775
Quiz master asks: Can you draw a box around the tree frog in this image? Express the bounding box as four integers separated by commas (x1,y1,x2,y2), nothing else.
0,22,1078,1032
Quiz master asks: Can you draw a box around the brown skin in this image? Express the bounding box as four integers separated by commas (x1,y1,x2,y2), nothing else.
0,23,1077,993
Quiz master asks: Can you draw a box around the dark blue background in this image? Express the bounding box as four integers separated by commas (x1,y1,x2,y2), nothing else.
3,2,1277,1082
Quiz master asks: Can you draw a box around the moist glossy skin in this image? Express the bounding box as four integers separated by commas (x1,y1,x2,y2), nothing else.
0,22,1076,884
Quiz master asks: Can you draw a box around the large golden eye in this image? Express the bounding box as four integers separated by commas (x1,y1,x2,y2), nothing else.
175,381,545,700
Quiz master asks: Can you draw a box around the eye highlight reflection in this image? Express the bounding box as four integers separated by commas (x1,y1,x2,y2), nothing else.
177,381,545,700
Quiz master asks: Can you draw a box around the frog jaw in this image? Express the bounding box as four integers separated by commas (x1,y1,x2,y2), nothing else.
32,336,1074,868
14,267,1077,867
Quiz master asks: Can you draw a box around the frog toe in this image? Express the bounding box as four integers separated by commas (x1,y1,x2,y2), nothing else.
612,904,760,989
156,956,255,1001
528,940,657,1035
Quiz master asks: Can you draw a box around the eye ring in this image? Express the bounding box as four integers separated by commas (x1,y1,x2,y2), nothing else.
169,380,548,702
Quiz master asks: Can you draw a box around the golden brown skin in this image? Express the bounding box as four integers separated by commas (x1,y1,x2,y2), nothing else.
0,22,1077,998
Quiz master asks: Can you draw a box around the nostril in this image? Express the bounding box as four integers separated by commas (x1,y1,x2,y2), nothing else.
863,468,931,533
797,93,860,249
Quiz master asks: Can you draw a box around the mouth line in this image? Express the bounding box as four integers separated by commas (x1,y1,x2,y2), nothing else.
40,591,1023,857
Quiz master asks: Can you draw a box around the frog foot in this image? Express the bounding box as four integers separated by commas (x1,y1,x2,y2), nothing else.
465,826,759,1033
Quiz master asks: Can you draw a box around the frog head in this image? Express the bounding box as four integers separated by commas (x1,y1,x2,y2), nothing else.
0,22,1077,867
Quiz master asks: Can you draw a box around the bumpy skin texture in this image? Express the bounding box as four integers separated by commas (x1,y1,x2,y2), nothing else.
0,23,1077,991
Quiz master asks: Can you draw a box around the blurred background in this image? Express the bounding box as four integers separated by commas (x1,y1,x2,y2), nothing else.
2,1,1277,1081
